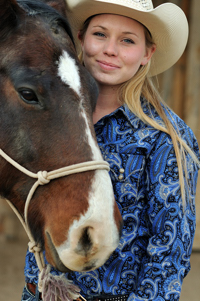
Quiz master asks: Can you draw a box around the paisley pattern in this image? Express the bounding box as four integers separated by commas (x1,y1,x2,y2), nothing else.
24,98,200,301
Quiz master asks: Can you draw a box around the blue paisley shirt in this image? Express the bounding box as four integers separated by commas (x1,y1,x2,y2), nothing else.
24,98,200,300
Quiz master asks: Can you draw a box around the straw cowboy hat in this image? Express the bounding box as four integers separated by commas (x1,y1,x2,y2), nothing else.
66,0,189,76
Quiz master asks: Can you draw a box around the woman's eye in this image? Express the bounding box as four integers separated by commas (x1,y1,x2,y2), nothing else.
123,38,134,44
18,89,39,105
93,32,105,38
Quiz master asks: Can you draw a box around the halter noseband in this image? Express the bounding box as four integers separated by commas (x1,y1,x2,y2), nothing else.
0,148,110,272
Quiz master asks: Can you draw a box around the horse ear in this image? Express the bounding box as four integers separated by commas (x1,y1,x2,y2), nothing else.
0,0,21,17
0,0,24,40
39,0,68,17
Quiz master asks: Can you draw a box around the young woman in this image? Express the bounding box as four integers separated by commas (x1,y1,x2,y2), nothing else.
22,0,200,300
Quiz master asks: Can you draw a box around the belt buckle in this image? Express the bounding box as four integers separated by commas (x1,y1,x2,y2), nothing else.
77,294,98,301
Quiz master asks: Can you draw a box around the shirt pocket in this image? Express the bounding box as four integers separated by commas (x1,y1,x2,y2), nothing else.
105,152,145,182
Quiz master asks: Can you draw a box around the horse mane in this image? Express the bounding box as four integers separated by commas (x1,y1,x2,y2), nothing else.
0,0,75,46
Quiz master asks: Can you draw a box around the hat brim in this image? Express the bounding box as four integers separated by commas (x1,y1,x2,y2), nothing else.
66,0,189,76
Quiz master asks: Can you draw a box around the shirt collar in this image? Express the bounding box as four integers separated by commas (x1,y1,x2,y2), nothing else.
94,103,141,130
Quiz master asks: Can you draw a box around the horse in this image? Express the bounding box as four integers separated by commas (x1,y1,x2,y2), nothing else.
0,0,122,278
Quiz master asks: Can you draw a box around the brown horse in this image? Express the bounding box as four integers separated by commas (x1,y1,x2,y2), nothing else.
0,0,122,273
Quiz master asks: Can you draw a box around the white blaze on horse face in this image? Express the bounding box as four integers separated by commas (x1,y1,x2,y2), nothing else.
56,50,120,271
80,107,103,161
57,50,81,96
56,108,120,271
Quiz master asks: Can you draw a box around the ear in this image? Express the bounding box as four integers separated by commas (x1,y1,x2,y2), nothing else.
141,44,156,66
0,0,20,18
0,0,23,40
77,31,83,45
39,0,67,17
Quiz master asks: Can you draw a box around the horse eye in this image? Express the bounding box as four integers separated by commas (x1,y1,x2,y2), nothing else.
18,89,39,104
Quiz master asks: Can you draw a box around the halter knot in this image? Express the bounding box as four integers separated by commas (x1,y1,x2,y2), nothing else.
28,241,42,253
37,171,50,185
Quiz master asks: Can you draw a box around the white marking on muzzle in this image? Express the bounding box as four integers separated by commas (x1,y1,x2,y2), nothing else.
56,169,119,271
57,51,81,96
56,108,119,271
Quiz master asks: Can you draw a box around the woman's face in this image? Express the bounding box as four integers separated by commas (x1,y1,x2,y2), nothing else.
79,14,156,87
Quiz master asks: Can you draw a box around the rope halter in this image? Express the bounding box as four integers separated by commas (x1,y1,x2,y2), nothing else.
0,148,110,272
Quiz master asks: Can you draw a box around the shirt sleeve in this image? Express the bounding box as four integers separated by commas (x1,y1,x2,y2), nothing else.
128,131,199,301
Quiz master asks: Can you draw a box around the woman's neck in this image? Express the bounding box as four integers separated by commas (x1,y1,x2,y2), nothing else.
93,85,121,124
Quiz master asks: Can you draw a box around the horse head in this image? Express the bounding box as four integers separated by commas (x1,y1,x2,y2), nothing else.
0,0,122,272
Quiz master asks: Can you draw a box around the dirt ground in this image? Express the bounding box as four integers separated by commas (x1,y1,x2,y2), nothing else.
0,233,200,301
0,235,28,301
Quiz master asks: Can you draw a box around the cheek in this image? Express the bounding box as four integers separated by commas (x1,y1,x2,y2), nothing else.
82,37,99,58
123,54,140,72
123,48,146,68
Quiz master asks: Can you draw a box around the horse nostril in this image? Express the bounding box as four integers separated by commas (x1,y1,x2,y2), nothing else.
77,227,93,255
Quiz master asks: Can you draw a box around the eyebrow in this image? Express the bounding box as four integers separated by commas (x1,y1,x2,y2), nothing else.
122,31,137,35
92,26,139,37
92,25,107,30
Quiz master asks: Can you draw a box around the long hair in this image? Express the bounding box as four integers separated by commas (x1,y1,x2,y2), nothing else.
79,16,200,208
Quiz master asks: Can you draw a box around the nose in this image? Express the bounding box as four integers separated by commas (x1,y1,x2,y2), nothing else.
56,219,121,272
103,38,118,56
76,226,93,255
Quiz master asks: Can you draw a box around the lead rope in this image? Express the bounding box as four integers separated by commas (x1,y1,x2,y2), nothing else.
0,149,109,301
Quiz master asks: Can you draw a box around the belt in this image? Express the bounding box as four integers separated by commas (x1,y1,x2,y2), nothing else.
84,294,129,301
26,283,129,301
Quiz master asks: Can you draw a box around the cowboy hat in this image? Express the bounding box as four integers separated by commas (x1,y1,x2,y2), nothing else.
66,0,189,77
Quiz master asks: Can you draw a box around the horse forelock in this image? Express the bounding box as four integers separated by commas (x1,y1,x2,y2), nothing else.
0,10,77,77
0,0,75,47
17,0,75,46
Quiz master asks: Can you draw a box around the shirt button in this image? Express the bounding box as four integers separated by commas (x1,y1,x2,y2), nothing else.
119,168,125,174
118,174,124,180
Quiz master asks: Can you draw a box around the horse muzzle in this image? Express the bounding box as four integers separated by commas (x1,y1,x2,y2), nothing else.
47,218,121,272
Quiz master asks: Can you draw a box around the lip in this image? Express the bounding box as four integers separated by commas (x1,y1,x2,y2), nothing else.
46,231,70,273
97,60,120,71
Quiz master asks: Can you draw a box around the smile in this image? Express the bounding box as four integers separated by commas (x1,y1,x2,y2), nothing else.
97,60,120,70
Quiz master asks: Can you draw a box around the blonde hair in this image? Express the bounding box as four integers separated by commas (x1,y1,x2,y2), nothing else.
119,61,200,207
79,17,200,208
